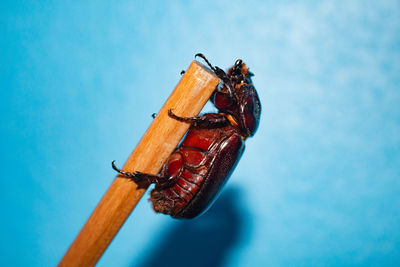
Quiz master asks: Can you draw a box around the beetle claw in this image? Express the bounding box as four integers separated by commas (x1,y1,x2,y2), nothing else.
168,109,192,123
111,160,120,172
112,161,137,178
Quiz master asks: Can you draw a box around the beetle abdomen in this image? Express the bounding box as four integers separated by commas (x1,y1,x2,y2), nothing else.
150,124,244,218
174,130,244,218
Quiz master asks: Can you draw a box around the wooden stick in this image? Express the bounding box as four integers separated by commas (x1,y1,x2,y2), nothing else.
58,60,220,267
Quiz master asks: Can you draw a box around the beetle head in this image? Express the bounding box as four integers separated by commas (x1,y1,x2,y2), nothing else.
212,59,261,137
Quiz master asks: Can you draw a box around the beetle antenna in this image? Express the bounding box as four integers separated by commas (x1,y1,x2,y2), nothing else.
195,53,216,72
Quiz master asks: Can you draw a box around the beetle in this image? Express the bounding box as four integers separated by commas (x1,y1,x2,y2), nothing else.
112,54,261,219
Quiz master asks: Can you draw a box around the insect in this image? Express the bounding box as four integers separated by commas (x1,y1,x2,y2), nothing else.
112,54,261,218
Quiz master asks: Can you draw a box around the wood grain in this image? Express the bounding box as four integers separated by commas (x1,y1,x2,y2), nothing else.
58,60,220,267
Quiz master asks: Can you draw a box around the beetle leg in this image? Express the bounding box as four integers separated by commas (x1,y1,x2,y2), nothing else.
112,161,166,185
195,53,216,72
195,53,236,100
214,67,237,100
168,109,229,128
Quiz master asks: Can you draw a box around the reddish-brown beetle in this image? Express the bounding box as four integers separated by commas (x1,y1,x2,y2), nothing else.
112,54,261,218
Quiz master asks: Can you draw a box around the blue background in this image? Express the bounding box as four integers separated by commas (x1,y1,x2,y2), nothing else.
1,1,400,266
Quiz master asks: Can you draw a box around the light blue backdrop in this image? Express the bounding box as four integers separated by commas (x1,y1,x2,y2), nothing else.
1,1,400,266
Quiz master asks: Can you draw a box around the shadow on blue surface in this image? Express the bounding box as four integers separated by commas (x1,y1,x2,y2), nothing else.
136,187,245,267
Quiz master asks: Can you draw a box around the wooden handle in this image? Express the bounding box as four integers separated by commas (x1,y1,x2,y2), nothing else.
58,60,220,267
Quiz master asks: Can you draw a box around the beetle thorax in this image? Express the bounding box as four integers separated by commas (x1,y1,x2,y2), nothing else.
211,60,261,138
